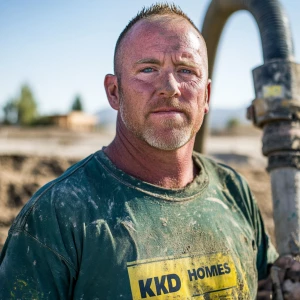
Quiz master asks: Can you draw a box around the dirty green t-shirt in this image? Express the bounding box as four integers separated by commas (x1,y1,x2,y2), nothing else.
0,150,277,299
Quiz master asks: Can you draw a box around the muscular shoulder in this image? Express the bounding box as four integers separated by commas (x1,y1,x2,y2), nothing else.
194,152,257,224
9,152,105,234
193,152,248,188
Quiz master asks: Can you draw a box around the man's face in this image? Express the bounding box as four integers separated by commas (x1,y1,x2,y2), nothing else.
113,17,210,151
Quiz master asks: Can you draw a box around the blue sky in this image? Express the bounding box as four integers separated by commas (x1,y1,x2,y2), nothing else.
1,0,299,116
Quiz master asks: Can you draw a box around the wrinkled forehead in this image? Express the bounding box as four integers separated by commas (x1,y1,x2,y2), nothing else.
121,16,207,59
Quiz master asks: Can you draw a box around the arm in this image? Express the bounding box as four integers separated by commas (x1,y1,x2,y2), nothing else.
229,171,278,279
218,163,300,298
257,254,300,300
0,229,76,299
239,178,300,299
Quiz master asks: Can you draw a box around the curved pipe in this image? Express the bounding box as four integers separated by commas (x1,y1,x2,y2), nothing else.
195,0,295,153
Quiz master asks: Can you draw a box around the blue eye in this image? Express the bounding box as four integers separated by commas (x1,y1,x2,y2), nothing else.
141,67,154,73
180,69,192,74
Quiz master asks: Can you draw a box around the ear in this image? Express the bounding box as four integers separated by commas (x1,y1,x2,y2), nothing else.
204,79,211,114
104,74,120,110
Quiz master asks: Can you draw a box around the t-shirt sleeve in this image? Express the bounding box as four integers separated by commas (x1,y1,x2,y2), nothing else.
0,228,76,299
238,175,278,280
0,181,80,299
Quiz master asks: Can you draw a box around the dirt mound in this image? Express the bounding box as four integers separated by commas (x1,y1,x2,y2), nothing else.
0,154,78,248
0,154,275,251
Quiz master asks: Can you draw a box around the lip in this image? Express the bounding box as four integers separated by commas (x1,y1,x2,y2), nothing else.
151,108,184,114
152,111,183,117
149,110,185,120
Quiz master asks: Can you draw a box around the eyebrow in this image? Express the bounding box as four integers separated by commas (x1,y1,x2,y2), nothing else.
134,58,199,68
175,61,198,68
134,58,161,66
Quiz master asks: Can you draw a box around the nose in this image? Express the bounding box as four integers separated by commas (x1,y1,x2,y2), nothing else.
157,72,181,98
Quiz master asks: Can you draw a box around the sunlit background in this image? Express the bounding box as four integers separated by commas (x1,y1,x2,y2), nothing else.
1,0,299,123
1,0,298,249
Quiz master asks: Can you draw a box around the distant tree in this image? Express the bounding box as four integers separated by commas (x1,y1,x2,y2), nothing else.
2,85,38,126
226,118,241,130
17,85,38,125
3,99,18,124
71,95,83,111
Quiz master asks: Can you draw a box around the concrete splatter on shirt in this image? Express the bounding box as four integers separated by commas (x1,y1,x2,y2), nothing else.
0,150,277,299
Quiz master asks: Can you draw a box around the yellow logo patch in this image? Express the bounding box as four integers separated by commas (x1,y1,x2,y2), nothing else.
262,85,283,98
127,252,246,299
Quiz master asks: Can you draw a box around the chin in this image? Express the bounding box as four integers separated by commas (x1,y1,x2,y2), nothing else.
143,128,193,151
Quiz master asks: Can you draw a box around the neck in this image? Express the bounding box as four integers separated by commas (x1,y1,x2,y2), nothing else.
104,123,198,189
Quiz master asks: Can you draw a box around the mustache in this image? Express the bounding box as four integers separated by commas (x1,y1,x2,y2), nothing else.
148,98,191,114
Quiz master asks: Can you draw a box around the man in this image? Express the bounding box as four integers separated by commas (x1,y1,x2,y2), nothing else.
0,3,299,299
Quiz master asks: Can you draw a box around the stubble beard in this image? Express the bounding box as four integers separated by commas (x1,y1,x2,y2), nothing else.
118,89,196,151
142,120,193,151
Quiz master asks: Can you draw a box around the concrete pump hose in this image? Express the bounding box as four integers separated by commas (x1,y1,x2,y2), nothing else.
195,0,294,153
